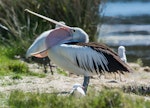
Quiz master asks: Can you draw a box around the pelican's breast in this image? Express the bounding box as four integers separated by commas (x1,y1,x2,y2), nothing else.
48,44,92,76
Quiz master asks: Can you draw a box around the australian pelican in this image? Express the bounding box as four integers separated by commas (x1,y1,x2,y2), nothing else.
25,9,131,94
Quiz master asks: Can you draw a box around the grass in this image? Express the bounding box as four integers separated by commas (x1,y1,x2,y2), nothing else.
57,68,68,76
0,92,9,107
123,85,150,96
0,45,46,78
0,54,27,76
136,58,143,67
5,89,150,108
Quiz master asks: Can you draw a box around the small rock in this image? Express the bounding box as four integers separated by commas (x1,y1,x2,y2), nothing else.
143,66,150,72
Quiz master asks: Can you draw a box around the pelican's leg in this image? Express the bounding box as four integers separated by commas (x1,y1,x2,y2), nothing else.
43,63,47,73
82,76,90,93
48,62,53,75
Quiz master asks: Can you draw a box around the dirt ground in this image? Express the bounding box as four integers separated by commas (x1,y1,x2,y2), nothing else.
0,62,149,99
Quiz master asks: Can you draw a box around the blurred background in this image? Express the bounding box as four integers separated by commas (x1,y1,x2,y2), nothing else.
0,0,149,66
99,0,150,66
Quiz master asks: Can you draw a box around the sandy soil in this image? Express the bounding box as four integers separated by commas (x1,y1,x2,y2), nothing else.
0,62,149,99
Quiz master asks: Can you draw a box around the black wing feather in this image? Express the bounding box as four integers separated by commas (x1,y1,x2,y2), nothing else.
71,42,132,74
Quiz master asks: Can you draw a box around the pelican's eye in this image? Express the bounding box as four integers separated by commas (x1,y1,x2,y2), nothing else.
73,29,75,32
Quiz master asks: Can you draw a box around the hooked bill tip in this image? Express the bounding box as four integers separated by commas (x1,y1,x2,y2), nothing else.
24,9,30,13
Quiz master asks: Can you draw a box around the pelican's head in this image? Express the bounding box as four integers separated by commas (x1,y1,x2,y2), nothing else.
71,27,89,43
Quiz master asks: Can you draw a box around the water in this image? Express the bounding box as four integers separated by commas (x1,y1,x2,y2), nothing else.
102,2,150,16
99,1,150,66
99,24,150,46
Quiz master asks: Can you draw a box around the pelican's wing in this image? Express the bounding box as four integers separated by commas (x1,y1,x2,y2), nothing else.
59,42,131,74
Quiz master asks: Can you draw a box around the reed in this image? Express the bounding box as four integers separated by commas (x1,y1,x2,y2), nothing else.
0,0,102,57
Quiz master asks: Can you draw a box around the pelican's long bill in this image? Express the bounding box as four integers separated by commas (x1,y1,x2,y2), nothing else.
25,9,72,29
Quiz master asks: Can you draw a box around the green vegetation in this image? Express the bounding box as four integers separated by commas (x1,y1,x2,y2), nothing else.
0,0,101,59
57,68,68,76
123,85,150,96
0,92,9,107
136,58,143,67
0,46,46,77
0,54,28,76
5,89,150,108
11,74,23,80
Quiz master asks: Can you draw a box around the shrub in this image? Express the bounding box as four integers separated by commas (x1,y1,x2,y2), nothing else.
8,62,29,74
136,58,143,67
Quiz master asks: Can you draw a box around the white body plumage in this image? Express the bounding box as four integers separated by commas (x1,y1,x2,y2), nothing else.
48,44,109,76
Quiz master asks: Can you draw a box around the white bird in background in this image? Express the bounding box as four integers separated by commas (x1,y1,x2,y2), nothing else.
25,9,131,94
118,46,127,63
70,83,85,96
